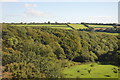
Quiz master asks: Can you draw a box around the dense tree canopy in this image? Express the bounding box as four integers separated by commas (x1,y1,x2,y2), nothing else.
2,24,120,78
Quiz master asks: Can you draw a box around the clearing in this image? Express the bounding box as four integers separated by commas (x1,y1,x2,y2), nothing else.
62,63,119,78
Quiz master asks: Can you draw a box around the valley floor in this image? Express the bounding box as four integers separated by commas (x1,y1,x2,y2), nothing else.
62,63,119,78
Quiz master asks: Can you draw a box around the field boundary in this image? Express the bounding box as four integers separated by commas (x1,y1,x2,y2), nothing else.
66,24,75,29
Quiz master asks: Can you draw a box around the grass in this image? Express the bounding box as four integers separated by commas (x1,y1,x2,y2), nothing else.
104,33,119,36
68,24,88,29
10,24,73,29
88,25,113,28
97,32,119,36
51,27,72,29
10,24,67,27
62,63,119,78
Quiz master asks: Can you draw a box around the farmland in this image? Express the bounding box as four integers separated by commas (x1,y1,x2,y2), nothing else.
9,23,115,29
10,24,67,27
62,63,119,78
51,27,72,29
9,23,120,36
88,24,114,28
68,24,88,29
10,24,73,29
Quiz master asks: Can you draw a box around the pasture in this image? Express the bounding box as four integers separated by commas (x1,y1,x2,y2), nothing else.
9,24,119,35
97,32,119,36
10,24,67,27
62,63,119,78
10,24,73,29
68,24,88,29
104,33,119,35
88,25,114,28
51,27,72,29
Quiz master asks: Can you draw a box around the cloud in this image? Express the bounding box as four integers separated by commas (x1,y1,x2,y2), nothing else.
25,9,48,17
24,3,49,17
24,4,37,8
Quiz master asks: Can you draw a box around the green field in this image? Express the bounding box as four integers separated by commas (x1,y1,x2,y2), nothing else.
51,27,72,29
10,24,73,29
88,25,113,28
62,63,119,78
10,24,114,29
10,24,67,27
9,24,119,34
97,32,119,36
68,24,88,29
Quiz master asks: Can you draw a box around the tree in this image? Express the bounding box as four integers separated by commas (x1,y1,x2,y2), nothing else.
7,37,18,49
4,62,46,78
48,21,50,24
55,21,58,24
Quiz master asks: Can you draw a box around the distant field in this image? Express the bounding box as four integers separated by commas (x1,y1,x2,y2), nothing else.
68,24,88,29
51,27,72,29
62,63,118,78
10,24,73,29
88,25,113,28
9,24,119,34
10,24,67,27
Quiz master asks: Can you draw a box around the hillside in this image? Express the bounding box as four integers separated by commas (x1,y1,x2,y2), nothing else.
2,24,120,78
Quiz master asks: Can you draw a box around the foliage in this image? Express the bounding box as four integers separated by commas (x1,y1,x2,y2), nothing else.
2,24,119,78
4,62,46,78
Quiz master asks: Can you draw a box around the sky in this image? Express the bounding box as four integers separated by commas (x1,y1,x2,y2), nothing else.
0,0,119,2
0,1,119,23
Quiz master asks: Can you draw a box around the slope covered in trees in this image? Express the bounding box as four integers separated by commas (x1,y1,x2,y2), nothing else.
2,24,120,78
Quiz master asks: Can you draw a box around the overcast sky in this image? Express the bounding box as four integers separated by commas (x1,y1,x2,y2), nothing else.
0,1,119,23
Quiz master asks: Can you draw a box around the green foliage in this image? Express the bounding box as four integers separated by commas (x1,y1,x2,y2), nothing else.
100,50,120,65
49,42,65,59
4,62,46,78
2,24,119,78
7,37,18,48
2,51,63,78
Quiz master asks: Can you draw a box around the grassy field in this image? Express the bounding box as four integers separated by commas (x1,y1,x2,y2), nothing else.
104,33,119,36
88,25,113,28
10,24,73,29
9,24,119,35
10,24,67,27
68,24,88,29
97,32,119,36
10,24,114,29
51,27,72,29
62,63,119,78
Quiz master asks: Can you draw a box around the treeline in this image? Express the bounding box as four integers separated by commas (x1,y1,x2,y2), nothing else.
81,22,117,25
2,24,120,78
2,22,67,25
